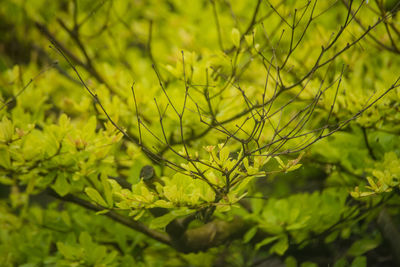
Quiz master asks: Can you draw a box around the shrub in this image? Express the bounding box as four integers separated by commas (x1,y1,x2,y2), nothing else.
1,0,400,266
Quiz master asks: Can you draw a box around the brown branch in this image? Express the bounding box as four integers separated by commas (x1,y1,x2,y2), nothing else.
35,21,116,94
0,62,56,111
362,127,377,160
47,183,253,254
46,189,172,246
341,0,400,54
210,0,224,51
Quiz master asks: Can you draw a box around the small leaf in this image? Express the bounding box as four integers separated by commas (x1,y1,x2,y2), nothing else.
61,211,71,227
51,173,70,197
0,116,14,142
85,187,108,207
149,209,191,229
285,256,297,267
243,227,258,243
204,145,215,153
324,230,339,243
231,28,241,47
286,164,302,172
83,116,97,139
233,176,253,195
348,237,381,256
219,146,230,164
101,173,113,208
56,242,79,260
351,256,367,267
300,262,318,267
103,250,118,264
108,179,122,192
243,158,249,170
91,246,107,264
333,258,348,267
96,210,110,215
275,156,285,168
270,235,288,255
79,231,93,249
245,34,253,46
0,147,11,169
149,212,177,229
133,209,145,220
366,177,378,191
58,113,70,129
255,236,279,250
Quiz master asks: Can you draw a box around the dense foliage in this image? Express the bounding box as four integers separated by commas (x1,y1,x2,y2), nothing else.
1,0,400,266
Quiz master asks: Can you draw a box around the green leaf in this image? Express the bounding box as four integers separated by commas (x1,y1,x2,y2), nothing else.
149,212,177,229
96,210,110,215
58,113,70,129
0,147,11,169
91,245,107,264
348,237,381,256
56,242,80,260
103,250,118,264
108,178,122,192
270,235,288,255
351,256,367,267
286,164,302,172
284,256,297,267
149,208,191,229
243,227,258,243
231,28,241,47
0,175,13,185
101,173,113,208
275,156,285,168
300,262,318,267
51,173,70,197
366,177,378,191
83,115,97,139
0,116,14,142
219,146,230,164
255,236,279,250
79,231,93,249
245,34,253,46
333,258,348,267
61,210,71,227
324,230,339,243
85,187,108,207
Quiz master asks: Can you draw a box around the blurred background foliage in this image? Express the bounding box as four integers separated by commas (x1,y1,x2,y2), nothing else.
1,0,400,266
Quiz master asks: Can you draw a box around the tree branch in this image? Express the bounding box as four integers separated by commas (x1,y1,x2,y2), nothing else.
46,189,172,246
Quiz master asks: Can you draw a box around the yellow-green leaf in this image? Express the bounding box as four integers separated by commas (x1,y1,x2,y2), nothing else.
275,156,285,168
0,116,13,143
231,28,241,47
255,236,279,250
0,147,11,169
286,164,302,172
85,187,108,207
101,173,113,208
52,173,70,197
